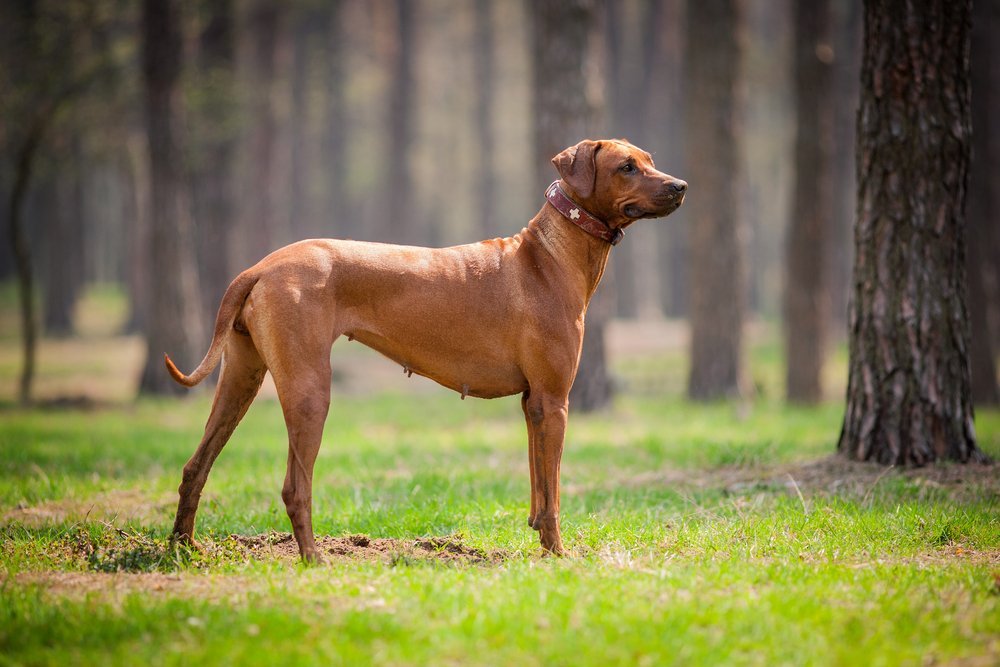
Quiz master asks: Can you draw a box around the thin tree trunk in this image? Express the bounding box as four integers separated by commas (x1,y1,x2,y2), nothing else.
322,0,348,238
386,0,417,244
473,0,496,238
193,0,237,331
138,0,205,396
8,117,47,406
784,0,834,403
829,0,862,334
838,0,986,464
685,0,746,400
242,0,285,264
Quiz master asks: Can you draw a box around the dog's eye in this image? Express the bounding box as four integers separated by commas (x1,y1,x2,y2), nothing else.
621,163,635,174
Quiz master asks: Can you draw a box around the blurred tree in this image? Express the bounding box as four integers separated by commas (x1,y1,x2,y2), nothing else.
190,0,238,330
473,0,496,238
242,0,287,265
40,137,86,336
322,0,349,237
829,0,862,333
531,0,611,412
838,0,986,464
783,0,833,404
137,0,206,395
653,0,688,319
967,0,1000,407
685,0,747,400
386,0,418,244
604,0,666,320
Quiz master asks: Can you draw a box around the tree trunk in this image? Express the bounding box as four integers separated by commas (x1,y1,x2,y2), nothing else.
473,0,496,238
8,117,46,406
322,0,348,238
654,0,688,319
783,0,834,403
838,0,986,464
192,0,238,330
685,0,746,400
385,0,417,244
966,0,1000,406
829,0,862,334
242,0,286,265
531,0,610,412
138,0,206,396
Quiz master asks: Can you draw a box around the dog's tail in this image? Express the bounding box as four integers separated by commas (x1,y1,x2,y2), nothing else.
164,271,260,388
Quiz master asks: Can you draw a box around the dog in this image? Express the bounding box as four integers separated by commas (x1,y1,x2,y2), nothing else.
165,139,686,561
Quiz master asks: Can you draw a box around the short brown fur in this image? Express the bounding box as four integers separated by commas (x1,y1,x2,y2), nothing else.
167,139,686,560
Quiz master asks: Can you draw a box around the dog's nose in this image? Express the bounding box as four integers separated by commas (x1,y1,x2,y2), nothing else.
669,180,687,194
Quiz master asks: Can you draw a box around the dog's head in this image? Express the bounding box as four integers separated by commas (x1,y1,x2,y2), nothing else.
552,139,686,229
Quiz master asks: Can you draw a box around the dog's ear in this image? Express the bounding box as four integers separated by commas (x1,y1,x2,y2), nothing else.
551,140,601,199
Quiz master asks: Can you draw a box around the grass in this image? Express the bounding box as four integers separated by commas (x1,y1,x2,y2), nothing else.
0,284,998,665
1,394,998,666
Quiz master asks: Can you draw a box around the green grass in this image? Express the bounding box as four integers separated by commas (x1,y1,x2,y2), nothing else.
1,393,998,666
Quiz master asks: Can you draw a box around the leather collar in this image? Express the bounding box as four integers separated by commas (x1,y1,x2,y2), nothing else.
545,181,624,246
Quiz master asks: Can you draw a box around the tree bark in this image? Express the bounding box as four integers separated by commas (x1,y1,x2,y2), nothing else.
784,0,834,403
966,0,1000,406
531,0,610,412
138,0,205,396
838,0,986,464
685,0,746,400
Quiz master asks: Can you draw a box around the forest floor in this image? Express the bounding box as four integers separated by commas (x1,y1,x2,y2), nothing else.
1,284,998,665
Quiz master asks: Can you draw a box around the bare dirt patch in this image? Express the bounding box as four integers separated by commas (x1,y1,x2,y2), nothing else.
224,531,506,565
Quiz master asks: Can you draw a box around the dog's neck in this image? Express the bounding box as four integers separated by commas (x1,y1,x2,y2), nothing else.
526,201,614,306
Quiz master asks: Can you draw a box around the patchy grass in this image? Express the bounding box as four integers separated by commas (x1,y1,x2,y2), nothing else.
1,394,998,666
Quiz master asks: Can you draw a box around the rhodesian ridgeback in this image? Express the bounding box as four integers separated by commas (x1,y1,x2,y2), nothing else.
166,138,686,561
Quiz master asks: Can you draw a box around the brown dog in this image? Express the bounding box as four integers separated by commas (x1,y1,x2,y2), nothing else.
166,139,686,561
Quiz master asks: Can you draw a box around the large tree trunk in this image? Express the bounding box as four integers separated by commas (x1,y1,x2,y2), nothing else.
838,0,986,464
531,0,610,412
138,0,205,396
685,0,746,400
783,0,834,403
192,0,238,330
966,0,1000,407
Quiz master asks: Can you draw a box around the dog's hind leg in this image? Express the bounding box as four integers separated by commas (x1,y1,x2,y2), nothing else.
267,350,331,564
172,332,266,545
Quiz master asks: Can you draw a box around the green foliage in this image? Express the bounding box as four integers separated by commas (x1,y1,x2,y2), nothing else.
1,395,998,665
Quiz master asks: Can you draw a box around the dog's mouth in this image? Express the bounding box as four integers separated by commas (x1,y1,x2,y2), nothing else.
623,195,684,220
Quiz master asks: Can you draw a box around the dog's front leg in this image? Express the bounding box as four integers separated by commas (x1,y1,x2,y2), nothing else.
524,390,569,555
